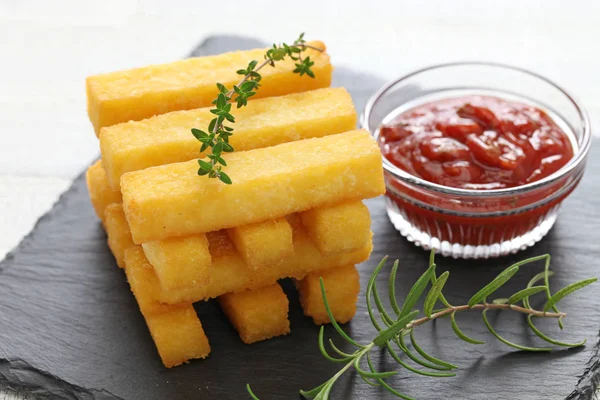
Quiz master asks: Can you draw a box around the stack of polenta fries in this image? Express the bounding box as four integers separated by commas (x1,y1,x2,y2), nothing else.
85,42,385,368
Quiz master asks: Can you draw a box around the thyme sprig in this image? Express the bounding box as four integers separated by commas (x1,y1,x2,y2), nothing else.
248,252,597,399
191,33,323,184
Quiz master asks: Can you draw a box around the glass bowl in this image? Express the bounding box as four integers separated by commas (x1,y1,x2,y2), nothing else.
360,62,591,259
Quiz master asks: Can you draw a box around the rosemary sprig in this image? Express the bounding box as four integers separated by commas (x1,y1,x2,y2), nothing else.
247,251,597,399
191,33,323,184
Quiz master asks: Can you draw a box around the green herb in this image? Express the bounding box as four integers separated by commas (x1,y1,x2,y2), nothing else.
247,251,596,399
191,33,323,184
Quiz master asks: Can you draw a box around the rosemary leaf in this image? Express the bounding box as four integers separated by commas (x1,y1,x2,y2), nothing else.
504,255,561,326
373,275,395,326
526,315,586,348
509,254,551,268
431,273,453,308
428,249,436,267
424,271,449,317
357,373,380,388
523,270,555,309
314,381,334,400
328,339,355,358
544,277,598,312
310,354,357,400
409,329,458,370
376,380,416,400
318,326,352,363
507,286,547,305
373,310,419,347
299,381,328,399
450,312,485,345
428,250,453,309
319,278,364,348
363,353,381,388
397,332,451,371
399,263,435,318
355,353,381,388
468,265,519,306
353,353,397,379
482,310,552,351
366,353,415,400
366,256,389,332
246,384,260,400
389,260,402,316
386,342,456,378
542,255,563,329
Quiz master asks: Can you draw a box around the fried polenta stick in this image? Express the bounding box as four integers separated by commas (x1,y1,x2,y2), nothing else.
227,217,294,271
295,264,360,325
87,41,331,134
124,247,209,368
145,308,211,368
121,130,385,244
142,234,212,291
104,203,134,268
300,201,371,256
146,201,369,290
219,283,290,344
100,88,356,190
85,160,121,225
153,228,372,305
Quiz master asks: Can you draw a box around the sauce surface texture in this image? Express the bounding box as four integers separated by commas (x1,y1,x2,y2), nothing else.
379,95,574,189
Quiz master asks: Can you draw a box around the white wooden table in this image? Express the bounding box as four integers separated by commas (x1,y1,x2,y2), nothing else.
1,0,599,398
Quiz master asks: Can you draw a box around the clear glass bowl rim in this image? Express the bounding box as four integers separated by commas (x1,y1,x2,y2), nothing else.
360,61,591,198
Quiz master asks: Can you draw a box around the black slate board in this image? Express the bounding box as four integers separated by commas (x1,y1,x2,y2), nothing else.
0,36,599,400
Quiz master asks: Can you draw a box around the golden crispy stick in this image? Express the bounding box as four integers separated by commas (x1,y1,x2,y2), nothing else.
150,227,372,304
142,234,211,291
103,201,369,300
124,247,191,316
87,41,331,135
100,88,356,190
227,217,294,271
121,130,385,244
300,201,371,256
143,216,292,290
219,283,290,344
145,308,211,368
148,201,369,288
295,264,360,325
85,160,121,224
104,203,134,268
123,247,209,368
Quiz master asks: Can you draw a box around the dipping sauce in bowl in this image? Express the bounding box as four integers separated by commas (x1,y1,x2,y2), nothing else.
380,95,575,189
362,63,591,259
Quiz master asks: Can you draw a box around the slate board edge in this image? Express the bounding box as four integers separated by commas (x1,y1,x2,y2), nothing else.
0,358,122,400
0,34,597,399
566,330,600,399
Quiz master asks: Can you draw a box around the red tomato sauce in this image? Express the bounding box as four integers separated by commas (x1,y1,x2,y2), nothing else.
379,95,574,190
378,95,577,248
